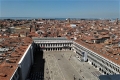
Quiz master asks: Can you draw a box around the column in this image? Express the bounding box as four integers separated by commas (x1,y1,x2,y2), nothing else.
40,44,41,47
45,44,46,47
56,44,58,47
51,43,53,47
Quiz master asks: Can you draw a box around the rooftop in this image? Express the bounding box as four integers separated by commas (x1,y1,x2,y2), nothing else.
32,37,67,40
0,18,120,79
0,37,32,80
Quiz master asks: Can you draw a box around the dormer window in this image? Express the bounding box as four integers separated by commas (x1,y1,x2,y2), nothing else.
111,55,113,57
115,58,118,60
94,32,97,34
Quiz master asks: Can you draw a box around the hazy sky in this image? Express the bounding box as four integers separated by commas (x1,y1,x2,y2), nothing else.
0,0,120,18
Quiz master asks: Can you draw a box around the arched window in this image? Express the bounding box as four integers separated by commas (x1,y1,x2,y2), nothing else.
106,62,108,66
110,65,112,68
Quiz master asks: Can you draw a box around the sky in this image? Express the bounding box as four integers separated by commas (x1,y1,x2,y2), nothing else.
0,0,120,18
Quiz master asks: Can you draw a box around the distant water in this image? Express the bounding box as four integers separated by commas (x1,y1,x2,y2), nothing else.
0,17,38,20
0,17,118,20
0,17,68,20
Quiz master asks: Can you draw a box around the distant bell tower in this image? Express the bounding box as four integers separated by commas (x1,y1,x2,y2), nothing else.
116,18,119,25
68,18,70,23
66,18,70,23
30,25,32,32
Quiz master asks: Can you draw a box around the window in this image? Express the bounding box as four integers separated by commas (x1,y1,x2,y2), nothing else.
110,65,112,68
106,62,108,66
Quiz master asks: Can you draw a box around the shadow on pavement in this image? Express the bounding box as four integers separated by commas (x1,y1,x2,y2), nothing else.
27,45,45,80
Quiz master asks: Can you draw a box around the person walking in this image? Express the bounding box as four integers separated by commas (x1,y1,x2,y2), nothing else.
79,78,82,80
73,74,76,80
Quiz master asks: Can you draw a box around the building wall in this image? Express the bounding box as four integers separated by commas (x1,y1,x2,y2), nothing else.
10,67,19,80
73,42,120,75
34,40,73,51
10,44,33,80
18,44,33,80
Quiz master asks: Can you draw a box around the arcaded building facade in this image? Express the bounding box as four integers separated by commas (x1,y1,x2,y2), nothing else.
33,37,73,51
73,42,120,75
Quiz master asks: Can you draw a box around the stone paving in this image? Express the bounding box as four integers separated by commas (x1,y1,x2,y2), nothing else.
63,51,101,80
44,51,102,80
44,52,65,80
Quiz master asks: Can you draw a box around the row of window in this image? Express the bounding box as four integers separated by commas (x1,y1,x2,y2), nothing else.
39,43,72,47
74,42,120,74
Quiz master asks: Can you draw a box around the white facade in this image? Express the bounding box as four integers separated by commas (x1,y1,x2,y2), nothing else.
70,24,76,28
10,44,34,80
33,38,73,51
73,42,120,75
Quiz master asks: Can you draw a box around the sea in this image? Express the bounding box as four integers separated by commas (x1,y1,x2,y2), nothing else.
0,17,67,20
0,17,118,20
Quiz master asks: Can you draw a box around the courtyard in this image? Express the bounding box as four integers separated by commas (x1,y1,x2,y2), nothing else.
43,51,102,80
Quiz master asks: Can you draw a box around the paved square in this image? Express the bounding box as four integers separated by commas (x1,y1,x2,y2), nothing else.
44,51,102,80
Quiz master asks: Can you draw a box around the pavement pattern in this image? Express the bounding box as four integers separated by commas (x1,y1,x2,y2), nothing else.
43,51,102,80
